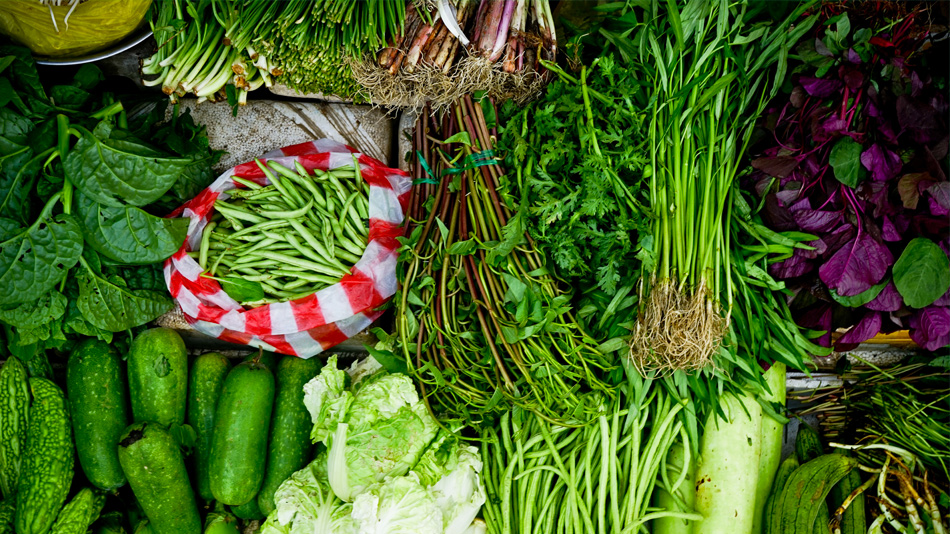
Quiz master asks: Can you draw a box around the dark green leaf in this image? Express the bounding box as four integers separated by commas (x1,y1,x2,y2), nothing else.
0,56,14,75
64,125,192,207
0,149,39,222
0,290,67,327
0,108,33,156
76,262,172,331
363,344,409,375
77,191,188,264
0,46,45,101
446,239,477,256
217,277,264,303
72,64,104,91
829,137,865,188
892,238,950,309
830,278,889,308
0,212,83,306
50,85,90,110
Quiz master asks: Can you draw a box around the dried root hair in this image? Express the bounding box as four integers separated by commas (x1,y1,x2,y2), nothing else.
628,277,727,376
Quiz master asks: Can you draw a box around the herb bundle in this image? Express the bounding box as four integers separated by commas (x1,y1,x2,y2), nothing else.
748,5,950,351
394,96,617,427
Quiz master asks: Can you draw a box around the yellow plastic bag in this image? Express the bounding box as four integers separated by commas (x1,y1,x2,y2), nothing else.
0,0,151,58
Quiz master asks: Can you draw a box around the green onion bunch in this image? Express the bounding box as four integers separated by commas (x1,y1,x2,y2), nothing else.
143,0,406,103
143,0,274,105
191,159,370,307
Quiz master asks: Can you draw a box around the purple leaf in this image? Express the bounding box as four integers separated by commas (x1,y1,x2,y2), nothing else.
798,303,834,348
801,77,843,98
793,208,843,233
835,311,882,350
881,216,901,242
934,287,950,307
908,307,950,351
819,232,894,296
927,182,950,216
769,249,814,279
816,116,849,142
752,156,800,179
866,282,903,312
814,37,833,57
821,225,858,259
860,144,903,182
845,48,861,64
897,95,942,144
776,189,801,206
840,65,864,91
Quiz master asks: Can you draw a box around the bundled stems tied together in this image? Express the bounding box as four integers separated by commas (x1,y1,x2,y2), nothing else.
398,96,616,427
354,0,556,109
630,0,817,375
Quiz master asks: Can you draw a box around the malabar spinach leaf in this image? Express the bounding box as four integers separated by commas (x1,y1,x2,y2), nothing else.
0,209,83,306
76,260,172,331
77,191,189,264
893,238,950,309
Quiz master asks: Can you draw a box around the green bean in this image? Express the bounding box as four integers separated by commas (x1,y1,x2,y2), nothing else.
338,189,364,231
334,246,362,265
288,220,349,272
198,221,216,270
270,161,329,209
256,159,305,208
284,232,330,266
250,251,345,277
209,248,228,276
227,219,292,239
283,278,311,291
231,175,263,190
239,237,280,256
254,197,314,219
214,201,267,224
273,270,341,284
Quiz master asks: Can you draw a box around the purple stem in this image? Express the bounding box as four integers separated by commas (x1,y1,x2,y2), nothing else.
488,0,516,62
472,0,490,46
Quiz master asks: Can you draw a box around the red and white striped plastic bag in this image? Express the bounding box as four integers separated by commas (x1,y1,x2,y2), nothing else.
164,139,411,357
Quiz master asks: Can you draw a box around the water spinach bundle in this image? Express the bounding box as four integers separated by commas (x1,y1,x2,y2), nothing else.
628,0,817,373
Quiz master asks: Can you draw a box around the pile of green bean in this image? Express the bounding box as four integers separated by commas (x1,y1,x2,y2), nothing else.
192,159,370,307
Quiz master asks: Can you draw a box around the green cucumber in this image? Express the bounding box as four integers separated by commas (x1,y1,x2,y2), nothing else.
50,488,106,534
691,391,763,534
67,340,130,491
15,378,74,534
257,356,321,515
0,356,29,499
828,453,865,534
770,454,858,534
128,329,188,427
186,352,231,501
117,422,201,534
203,506,240,534
91,512,127,534
230,497,264,520
763,456,799,534
244,351,279,371
210,361,275,506
132,521,154,534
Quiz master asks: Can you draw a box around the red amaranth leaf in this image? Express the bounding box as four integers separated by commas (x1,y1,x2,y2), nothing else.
818,232,894,296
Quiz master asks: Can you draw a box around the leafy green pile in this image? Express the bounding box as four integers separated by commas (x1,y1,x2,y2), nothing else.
0,46,220,361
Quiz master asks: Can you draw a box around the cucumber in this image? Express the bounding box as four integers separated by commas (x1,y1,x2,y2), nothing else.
828,453,865,534
769,454,858,534
132,521,154,534
67,340,130,491
752,363,786,534
257,356,321,515
245,351,279,371
0,356,29,500
231,497,264,520
186,352,231,501
128,329,188,427
15,378,74,534
691,391,763,534
91,512,127,534
210,361,275,506
763,456,799,534
50,488,106,534
117,422,201,534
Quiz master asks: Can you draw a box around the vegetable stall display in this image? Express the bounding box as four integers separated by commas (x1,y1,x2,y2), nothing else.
0,1,947,534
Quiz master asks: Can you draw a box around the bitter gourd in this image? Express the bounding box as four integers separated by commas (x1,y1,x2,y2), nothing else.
50,488,106,534
0,356,29,499
14,378,74,534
